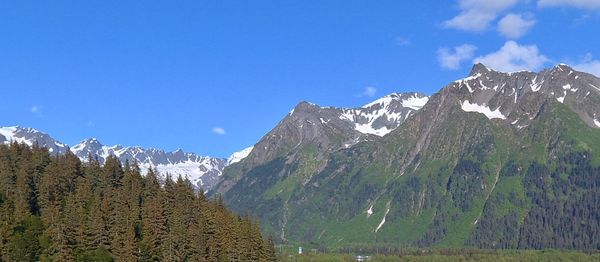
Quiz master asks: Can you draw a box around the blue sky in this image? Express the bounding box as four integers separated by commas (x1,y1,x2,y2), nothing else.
1,1,599,158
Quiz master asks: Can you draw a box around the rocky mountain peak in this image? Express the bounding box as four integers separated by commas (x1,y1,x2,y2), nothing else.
289,101,321,117
0,126,69,154
447,63,600,129
469,63,492,77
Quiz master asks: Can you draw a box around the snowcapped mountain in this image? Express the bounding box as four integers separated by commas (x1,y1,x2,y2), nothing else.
227,146,254,165
267,92,428,161
452,63,600,129
340,92,429,136
70,138,228,190
0,126,244,191
2,92,429,194
214,63,600,248
0,126,69,154
214,91,429,196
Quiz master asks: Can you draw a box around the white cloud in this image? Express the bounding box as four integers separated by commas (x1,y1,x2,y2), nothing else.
538,0,600,9
573,53,600,77
30,106,39,113
473,41,549,72
498,13,536,39
212,127,226,135
394,37,411,46
443,0,519,32
437,44,478,70
362,86,377,97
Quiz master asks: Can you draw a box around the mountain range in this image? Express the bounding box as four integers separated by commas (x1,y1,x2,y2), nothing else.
1,92,427,191
213,63,600,250
0,126,230,190
5,63,600,249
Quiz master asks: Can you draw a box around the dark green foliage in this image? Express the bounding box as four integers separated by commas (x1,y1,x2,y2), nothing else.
468,151,600,250
0,143,274,261
77,247,113,262
518,152,600,249
447,159,486,212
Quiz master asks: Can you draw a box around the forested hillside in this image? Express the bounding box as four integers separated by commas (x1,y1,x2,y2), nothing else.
214,64,600,249
0,142,275,261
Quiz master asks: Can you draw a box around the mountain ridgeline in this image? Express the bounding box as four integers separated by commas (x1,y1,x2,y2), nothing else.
0,127,231,191
214,63,600,250
0,143,276,261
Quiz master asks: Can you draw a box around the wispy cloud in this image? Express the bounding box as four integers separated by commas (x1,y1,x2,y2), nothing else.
497,13,536,39
443,0,519,32
394,37,411,46
437,44,478,70
473,41,549,72
362,86,377,97
212,127,226,135
30,105,44,117
86,121,94,127
538,0,600,9
573,53,600,77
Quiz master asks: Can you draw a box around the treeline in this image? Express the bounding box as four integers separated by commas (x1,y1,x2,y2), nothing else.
0,143,276,261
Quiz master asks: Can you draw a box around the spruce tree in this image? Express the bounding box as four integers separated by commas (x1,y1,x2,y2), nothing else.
140,168,167,261
0,144,274,261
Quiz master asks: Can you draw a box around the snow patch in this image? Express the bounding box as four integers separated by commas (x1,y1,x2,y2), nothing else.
531,82,542,92
460,101,507,120
556,91,567,103
354,123,392,137
454,74,482,93
362,95,394,108
343,93,429,136
375,206,390,233
227,146,254,165
0,126,33,146
402,96,429,110
343,137,362,148
594,118,600,128
366,205,373,218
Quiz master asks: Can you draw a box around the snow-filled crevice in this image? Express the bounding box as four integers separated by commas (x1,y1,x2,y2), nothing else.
460,101,506,120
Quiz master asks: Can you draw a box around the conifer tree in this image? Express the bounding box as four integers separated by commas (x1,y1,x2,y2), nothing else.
140,168,167,261
0,144,275,261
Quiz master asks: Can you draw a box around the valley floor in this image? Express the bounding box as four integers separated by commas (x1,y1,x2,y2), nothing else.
279,250,600,261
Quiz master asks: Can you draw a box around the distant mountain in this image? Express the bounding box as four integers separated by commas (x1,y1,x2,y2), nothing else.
341,92,429,136
227,146,254,165
0,126,233,191
214,63,600,250
0,92,429,193
70,138,227,190
0,126,69,154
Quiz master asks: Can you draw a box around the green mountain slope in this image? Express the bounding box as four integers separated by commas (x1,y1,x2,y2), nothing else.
214,64,600,249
